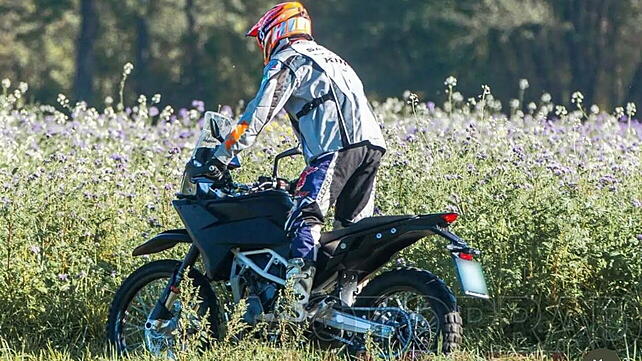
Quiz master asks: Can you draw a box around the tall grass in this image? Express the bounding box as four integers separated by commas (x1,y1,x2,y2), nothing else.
0,74,640,360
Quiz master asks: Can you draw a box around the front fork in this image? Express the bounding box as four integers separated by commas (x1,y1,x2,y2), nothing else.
147,245,200,324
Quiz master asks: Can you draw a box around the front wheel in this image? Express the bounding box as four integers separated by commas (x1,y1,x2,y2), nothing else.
354,268,463,357
106,260,220,355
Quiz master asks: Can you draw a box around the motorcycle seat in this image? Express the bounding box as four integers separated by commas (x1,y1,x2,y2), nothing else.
319,215,414,245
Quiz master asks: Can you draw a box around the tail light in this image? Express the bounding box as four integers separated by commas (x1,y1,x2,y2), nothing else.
458,252,474,261
441,213,459,224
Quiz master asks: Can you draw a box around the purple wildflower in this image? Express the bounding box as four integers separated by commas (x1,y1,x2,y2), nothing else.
221,105,233,117
426,101,435,112
29,245,41,254
149,106,159,117
110,153,127,163
191,100,205,112
178,130,192,139
58,273,69,281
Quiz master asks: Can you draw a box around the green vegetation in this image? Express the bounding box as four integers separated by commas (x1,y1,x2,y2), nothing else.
0,74,640,360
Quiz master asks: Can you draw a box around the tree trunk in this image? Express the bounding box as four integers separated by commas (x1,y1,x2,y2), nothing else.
184,0,202,96
627,62,642,105
73,0,98,101
135,11,151,95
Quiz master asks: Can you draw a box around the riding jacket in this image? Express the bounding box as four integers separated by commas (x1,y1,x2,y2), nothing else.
213,39,386,165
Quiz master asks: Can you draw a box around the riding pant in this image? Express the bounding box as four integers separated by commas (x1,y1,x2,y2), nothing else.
285,145,384,261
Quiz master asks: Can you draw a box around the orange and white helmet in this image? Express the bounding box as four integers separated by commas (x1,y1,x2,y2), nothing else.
246,2,312,65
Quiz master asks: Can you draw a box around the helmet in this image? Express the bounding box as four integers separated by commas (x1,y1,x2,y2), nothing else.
246,2,312,65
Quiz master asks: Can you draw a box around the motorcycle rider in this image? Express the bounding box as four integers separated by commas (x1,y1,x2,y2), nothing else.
189,2,386,318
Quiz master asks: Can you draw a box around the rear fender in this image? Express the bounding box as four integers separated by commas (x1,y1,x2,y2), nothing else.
132,229,192,256
316,214,461,284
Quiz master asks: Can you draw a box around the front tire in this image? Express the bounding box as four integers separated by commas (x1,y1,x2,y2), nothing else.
354,268,463,356
106,260,220,354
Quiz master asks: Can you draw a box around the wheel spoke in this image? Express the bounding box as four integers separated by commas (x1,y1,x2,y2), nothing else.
370,289,441,357
128,304,150,317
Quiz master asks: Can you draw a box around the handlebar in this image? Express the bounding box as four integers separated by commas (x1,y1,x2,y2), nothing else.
272,146,302,179
180,147,303,200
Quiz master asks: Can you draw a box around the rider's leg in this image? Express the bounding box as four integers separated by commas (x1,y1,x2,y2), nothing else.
284,153,339,320
284,147,383,319
334,147,383,228
285,152,339,261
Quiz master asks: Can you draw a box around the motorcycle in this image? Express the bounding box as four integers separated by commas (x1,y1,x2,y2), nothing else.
106,112,489,358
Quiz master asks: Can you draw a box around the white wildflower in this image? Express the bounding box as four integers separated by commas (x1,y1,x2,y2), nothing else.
152,94,161,104
555,105,568,117
13,89,21,99
406,92,419,106
18,82,28,93
123,62,134,76
490,99,502,111
452,91,464,103
74,101,87,112
615,106,625,118
138,94,147,104
57,94,69,107
481,85,491,96
510,99,520,109
590,105,600,114
104,96,113,105
87,107,99,119
160,105,174,120
626,102,637,118
571,91,584,105
444,76,457,88
541,93,552,103
528,102,537,111
1,79,10,89
519,79,530,90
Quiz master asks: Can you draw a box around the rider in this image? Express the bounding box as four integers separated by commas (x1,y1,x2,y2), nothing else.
194,2,386,315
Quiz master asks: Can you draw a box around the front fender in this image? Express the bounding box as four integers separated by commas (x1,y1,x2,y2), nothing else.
132,229,192,256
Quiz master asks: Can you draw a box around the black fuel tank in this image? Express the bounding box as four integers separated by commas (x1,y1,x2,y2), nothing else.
174,190,294,279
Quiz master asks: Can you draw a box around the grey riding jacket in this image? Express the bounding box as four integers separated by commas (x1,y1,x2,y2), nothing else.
213,39,386,165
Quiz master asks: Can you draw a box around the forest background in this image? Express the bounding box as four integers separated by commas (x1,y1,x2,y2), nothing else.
1,0,641,110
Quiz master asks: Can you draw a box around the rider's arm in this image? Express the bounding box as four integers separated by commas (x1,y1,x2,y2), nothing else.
213,59,298,165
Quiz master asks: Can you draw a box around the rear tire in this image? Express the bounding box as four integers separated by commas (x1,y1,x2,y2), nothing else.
354,267,462,355
106,260,220,354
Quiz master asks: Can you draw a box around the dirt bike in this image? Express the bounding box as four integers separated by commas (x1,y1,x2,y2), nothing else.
106,112,489,358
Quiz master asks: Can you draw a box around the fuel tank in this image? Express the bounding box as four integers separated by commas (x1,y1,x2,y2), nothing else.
174,190,294,279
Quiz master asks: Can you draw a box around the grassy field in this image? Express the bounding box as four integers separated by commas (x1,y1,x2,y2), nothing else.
0,76,640,360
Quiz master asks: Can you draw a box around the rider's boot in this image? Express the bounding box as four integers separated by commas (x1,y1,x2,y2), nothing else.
285,258,316,322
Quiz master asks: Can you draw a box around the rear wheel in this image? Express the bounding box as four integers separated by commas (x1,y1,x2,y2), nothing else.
106,260,220,355
354,268,462,357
